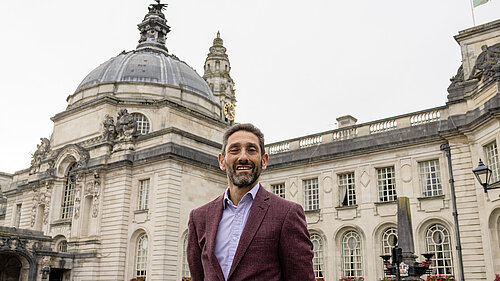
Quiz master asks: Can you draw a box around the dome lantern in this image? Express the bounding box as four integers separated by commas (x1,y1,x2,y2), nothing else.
136,0,171,54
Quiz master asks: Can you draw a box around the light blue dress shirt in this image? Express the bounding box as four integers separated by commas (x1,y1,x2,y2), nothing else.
214,183,260,280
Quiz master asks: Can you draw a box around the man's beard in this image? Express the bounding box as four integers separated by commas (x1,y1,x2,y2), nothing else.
226,160,262,188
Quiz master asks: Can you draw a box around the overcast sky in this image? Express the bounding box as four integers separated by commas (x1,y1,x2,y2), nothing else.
0,0,498,174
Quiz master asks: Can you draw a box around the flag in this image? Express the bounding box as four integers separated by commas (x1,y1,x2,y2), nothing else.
473,0,489,7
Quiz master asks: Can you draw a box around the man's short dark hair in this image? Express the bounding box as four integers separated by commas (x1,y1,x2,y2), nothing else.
221,123,265,156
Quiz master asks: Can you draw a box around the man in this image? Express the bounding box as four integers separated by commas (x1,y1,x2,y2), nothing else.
187,123,314,281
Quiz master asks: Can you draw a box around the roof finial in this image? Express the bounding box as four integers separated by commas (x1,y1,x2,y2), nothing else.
217,31,220,38
136,0,171,53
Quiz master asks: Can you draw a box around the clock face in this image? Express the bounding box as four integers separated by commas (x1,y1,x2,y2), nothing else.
224,102,235,121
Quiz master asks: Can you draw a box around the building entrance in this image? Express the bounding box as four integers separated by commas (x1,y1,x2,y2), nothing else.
0,253,21,281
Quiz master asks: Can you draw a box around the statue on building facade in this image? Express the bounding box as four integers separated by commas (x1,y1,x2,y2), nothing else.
30,138,50,174
115,109,137,141
102,114,117,141
470,43,500,81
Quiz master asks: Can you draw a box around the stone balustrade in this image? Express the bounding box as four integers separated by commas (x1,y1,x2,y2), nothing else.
265,106,447,155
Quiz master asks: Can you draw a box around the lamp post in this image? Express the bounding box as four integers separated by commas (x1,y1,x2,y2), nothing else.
472,159,500,192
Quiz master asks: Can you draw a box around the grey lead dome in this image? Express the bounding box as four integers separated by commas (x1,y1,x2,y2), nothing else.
74,50,215,102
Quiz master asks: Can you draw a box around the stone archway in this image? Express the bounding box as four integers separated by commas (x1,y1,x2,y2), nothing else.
0,253,22,281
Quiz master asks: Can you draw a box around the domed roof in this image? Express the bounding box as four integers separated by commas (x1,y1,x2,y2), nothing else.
74,50,215,102
73,2,215,103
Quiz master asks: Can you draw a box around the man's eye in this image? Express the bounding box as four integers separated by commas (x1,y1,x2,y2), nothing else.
229,148,239,153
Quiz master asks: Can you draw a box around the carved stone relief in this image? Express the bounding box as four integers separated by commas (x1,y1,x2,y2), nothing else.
30,138,50,175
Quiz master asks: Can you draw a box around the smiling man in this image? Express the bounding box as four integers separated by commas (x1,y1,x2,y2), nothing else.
187,123,314,281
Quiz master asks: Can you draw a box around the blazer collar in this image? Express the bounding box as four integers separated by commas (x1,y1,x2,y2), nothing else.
227,185,271,280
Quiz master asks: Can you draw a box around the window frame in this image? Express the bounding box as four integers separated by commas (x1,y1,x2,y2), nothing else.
303,178,319,211
137,179,150,211
425,223,454,275
485,141,500,183
341,230,363,278
135,233,148,278
310,233,325,279
61,163,77,219
271,183,285,199
338,172,356,207
377,166,397,202
132,112,151,135
418,159,443,197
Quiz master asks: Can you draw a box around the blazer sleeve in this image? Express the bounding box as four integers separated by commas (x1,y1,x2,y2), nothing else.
279,203,315,281
187,210,204,281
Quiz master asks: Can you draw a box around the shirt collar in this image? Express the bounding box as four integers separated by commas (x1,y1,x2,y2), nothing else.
223,183,260,209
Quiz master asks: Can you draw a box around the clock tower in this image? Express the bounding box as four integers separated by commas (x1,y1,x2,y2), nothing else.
203,31,236,122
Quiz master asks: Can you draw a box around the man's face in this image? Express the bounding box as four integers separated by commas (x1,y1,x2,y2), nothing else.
219,130,268,189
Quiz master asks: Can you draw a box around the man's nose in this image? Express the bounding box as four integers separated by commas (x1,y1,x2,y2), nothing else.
237,149,250,161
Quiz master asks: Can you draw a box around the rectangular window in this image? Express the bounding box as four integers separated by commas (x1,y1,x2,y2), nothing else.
138,179,150,210
338,173,356,206
271,183,285,198
377,167,396,202
304,178,319,211
14,203,22,227
485,141,500,183
419,160,442,197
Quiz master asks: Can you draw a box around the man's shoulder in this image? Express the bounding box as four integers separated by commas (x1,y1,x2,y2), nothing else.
190,194,223,216
260,188,303,211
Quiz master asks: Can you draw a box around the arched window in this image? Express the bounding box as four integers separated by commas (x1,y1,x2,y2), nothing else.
310,233,324,279
132,113,150,135
135,234,148,278
342,231,363,277
182,234,190,279
426,224,454,274
58,240,68,252
382,227,398,255
61,163,76,219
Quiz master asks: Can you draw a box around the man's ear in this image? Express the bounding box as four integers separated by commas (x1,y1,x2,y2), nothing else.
261,153,269,170
218,153,226,171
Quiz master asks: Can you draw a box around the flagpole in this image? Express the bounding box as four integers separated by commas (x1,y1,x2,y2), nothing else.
470,0,476,26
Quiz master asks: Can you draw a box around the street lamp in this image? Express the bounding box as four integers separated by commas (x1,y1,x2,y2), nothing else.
472,159,498,193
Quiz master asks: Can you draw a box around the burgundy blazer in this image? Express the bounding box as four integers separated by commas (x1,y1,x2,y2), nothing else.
187,186,314,281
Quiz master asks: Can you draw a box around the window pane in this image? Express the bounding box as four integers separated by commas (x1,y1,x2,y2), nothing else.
486,142,500,182
310,233,324,278
182,234,190,278
136,234,148,277
426,224,454,275
303,178,319,211
342,231,363,277
138,179,150,210
271,183,285,198
132,113,150,135
377,167,396,202
419,160,442,197
338,173,356,206
61,163,76,219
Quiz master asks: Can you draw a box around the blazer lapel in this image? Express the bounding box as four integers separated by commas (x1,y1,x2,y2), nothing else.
206,195,225,281
227,187,270,280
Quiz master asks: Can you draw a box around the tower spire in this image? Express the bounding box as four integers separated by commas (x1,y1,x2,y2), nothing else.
136,1,171,53
203,31,236,122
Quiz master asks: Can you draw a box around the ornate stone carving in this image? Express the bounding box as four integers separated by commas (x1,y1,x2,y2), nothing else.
102,114,117,141
30,138,50,174
84,171,101,218
116,109,137,141
30,183,53,226
73,197,81,219
470,43,500,81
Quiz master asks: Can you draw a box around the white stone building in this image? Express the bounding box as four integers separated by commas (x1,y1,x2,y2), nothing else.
0,2,499,281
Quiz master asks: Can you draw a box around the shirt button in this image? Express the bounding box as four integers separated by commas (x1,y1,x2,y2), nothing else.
238,212,241,217
233,237,237,241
